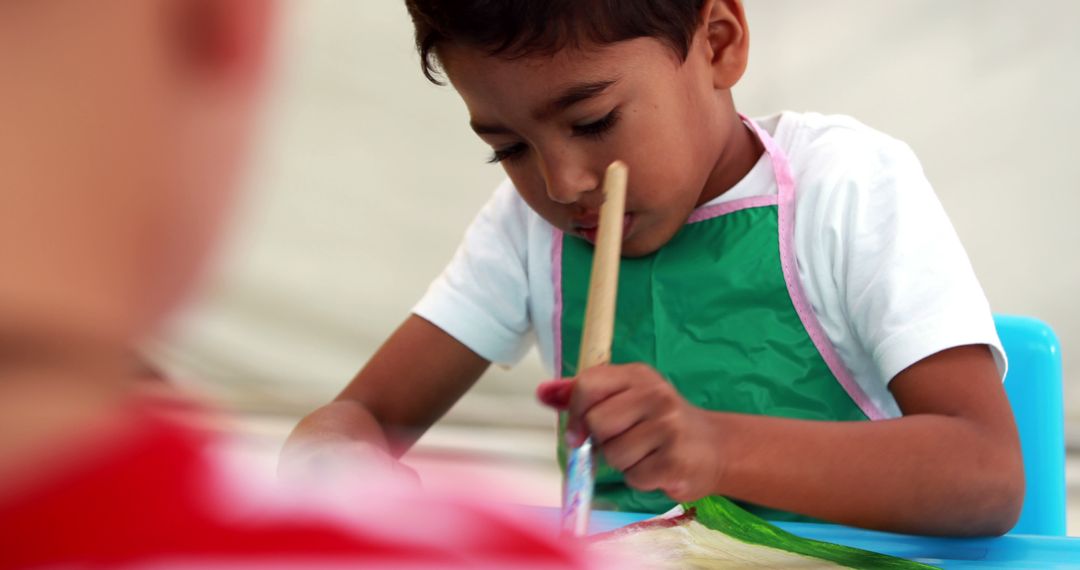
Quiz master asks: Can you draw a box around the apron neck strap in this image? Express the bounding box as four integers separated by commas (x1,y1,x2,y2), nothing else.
738,113,796,201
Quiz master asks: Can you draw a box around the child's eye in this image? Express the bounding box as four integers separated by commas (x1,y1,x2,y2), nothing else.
487,143,528,164
572,108,621,139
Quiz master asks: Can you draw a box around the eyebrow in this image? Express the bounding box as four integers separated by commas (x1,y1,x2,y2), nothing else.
469,77,620,136
542,78,620,117
470,121,513,136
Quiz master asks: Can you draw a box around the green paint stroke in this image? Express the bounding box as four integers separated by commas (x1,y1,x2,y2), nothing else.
683,497,939,569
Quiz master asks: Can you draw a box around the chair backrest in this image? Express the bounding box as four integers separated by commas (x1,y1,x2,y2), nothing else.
996,314,1067,535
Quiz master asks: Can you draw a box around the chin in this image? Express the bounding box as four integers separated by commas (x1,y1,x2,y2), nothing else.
621,234,665,258
622,217,684,257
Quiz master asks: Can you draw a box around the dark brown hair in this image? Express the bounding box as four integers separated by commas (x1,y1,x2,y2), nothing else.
404,0,708,84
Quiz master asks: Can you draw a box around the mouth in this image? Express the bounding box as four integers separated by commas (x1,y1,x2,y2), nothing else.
574,213,635,244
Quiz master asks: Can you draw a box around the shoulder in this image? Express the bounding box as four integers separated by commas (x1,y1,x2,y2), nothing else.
463,178,549,260
478,178,532,232
772,111,924,191
767,111,935,230
774,111,912,159
769,113,1004,386
413,178,551,366
477,178,548,234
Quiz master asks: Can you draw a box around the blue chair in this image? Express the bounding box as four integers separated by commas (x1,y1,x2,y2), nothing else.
996,314,1067,535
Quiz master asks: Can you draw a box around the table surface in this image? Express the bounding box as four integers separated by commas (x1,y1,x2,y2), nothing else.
582,510,1080,569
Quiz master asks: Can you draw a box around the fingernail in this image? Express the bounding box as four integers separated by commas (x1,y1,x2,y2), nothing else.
565,426,585,447
537,379,573,409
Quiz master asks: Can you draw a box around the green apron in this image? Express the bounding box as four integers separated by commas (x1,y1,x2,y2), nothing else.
553,116,885,521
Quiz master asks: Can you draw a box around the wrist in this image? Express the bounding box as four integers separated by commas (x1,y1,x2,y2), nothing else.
701,409,741,498
285,401,389,456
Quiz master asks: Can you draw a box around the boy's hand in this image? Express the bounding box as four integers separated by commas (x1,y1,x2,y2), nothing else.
279,440,420,488
537,364,724,503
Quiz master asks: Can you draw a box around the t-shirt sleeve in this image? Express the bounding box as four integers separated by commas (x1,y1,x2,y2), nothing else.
825,137,1007,384
412,180,533,366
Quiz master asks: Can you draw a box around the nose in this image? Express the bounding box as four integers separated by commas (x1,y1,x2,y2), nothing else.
540,151,599,205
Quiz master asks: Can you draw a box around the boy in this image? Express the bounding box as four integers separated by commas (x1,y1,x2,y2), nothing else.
285,0,1024,536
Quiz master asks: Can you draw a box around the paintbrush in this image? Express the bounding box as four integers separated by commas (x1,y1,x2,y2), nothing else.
561,160,628,537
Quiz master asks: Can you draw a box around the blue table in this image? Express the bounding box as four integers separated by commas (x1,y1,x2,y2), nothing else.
584,510,1080,569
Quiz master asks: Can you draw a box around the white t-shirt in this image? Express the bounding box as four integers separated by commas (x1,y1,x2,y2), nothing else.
414,112,1005,419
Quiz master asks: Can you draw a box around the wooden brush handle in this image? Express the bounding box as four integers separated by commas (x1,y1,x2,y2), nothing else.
577,161,628,372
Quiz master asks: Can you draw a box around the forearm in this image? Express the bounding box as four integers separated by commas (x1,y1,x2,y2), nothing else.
284,316,490,461
283,399,391,457
711,412,1024,536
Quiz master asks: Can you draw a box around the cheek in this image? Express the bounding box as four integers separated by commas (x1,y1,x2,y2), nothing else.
617,111,704,204
504,165,568,225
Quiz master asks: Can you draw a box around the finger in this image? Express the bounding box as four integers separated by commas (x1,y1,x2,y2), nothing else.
392,459,422,487
598,420,666,473
583,388,657,445
621,447,668,494
535,378,574,410
623,445,698,502
565,415,587,448
348,444,423,488
281,441,392,483
567,365,633,440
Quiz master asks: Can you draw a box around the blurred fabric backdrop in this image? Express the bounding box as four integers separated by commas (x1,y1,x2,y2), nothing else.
151,0,1079,518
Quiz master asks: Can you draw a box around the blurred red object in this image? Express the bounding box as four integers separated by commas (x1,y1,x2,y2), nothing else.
0,399,593,569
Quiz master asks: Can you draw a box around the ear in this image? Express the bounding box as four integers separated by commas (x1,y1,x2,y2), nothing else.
171,0,273,86
700,0,749,90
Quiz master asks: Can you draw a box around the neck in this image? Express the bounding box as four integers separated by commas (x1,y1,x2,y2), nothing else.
696,110,765,207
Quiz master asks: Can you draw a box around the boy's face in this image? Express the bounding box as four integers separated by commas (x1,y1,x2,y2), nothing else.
442,35,739,257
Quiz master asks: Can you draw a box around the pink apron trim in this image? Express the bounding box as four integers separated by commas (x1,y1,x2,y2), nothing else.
687,195,778,224
739,114,886,421
551,227,565,376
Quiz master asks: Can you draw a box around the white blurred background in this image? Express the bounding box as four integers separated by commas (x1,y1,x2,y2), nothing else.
151,0,1079,531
